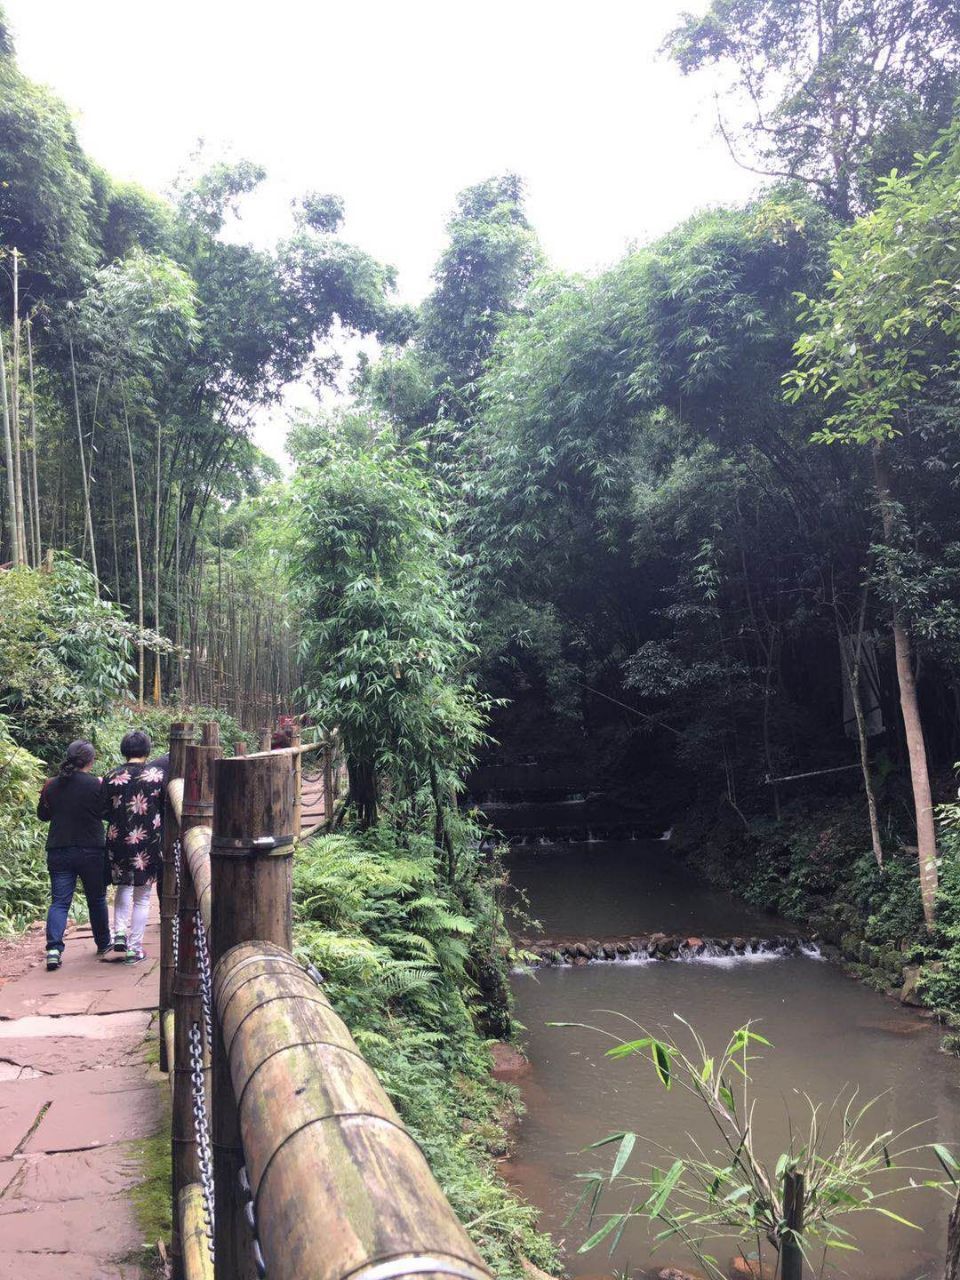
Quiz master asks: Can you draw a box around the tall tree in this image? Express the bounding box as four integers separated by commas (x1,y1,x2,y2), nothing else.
664,0,960,218
787,133,960,926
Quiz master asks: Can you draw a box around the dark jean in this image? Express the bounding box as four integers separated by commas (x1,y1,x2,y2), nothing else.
46,845,111,954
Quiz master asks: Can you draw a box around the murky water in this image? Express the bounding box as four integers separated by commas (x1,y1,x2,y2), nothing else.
507,842,960,1280
508,840,787,939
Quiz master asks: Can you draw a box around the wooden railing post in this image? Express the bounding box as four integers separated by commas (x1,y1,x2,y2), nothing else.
210,751,296,1280
171,723,221,1279
290,722,302,837
258,725,271,752
160,721,195,1072
322,731,334,829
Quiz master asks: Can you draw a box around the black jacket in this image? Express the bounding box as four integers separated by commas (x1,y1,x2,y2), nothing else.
37,771,106,850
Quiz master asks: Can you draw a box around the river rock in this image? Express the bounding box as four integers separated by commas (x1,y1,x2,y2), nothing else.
490,1041,531,1080
900,965,924,1006
615,941,630,955
575,942,592,958
521,1260,560,1280
685,937,705,954
659,1267,705,1280
602,943,616,959
728,1256,762,1279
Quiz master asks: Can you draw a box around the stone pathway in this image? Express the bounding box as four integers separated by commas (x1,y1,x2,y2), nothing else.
0,908,163,1279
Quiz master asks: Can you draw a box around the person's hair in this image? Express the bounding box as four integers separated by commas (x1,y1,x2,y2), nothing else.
60,739,95,777
120,729,152,760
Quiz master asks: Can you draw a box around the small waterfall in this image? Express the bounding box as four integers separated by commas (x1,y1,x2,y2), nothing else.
512,933,821,973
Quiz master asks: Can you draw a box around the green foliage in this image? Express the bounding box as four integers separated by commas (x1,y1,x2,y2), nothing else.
291,417,488,824
0,557,168,761
293,827,558,1276
566,1017,952,1278
788,135,960,445
0,712,45,934
90,703,251,765
664,0,960,219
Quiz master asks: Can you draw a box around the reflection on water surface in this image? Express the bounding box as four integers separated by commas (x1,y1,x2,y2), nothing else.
507,843,960,1280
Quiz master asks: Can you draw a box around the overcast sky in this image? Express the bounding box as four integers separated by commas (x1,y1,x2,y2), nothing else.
6,0,758,457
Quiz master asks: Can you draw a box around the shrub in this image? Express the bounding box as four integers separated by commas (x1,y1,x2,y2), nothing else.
293,826,558,1276
0,713,46,934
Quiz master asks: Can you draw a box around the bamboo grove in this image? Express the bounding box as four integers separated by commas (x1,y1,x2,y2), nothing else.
0,12,409,723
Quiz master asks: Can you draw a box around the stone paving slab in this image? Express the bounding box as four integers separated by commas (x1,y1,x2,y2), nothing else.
0,905,162,1278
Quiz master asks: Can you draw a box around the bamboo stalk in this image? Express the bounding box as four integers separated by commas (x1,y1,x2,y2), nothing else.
25,318,41,562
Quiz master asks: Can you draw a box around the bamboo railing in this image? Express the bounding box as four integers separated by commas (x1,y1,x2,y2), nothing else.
158,721,488,1280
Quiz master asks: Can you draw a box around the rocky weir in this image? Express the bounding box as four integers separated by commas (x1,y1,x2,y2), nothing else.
515,932,820,966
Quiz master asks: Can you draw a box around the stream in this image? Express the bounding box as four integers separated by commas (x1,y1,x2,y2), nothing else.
506,839,960,1280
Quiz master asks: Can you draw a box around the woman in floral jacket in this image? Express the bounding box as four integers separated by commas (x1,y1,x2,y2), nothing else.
103,729,165,962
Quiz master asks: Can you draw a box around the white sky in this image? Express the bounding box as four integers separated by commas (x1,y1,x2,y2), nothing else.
6,0,759,459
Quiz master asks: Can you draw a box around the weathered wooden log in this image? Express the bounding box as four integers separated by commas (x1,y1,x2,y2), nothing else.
162,1009,175,1076
160,722,195,1071
214,944,492,1280
172,726,221,1278
210,752,295,1280
179,1182,215,1280
182,826,212,934
258,725,271,752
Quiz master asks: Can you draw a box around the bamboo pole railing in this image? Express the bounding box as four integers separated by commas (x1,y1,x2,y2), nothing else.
159,721,486,1280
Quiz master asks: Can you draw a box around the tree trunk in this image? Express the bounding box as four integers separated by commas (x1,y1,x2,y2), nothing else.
0,329,17,564
946,1188,960,1280
68,341,100,594
346,755,378,829
25,319,42,563
872,445,937,928
123,396,145,705
835,586,884,867
10,248,28,565
153,417,162,704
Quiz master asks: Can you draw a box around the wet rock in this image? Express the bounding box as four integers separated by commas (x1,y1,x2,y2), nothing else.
840,932,860,961
731,937,745,953
615,941,630,955
521,1258,561,1280
729,1256,763,1279
659,1267,705,1280
490,1042,531,1081
900,965,924,1007
602,944,616,960
575,942,592,959
572,955,590,966
685,937,705,954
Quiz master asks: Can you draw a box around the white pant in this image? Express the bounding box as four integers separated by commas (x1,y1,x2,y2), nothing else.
114,883,152,950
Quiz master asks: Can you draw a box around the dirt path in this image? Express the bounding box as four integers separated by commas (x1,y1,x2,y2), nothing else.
0,908,163,1279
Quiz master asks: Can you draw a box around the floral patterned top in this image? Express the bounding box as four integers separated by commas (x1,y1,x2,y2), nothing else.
102,761,166,886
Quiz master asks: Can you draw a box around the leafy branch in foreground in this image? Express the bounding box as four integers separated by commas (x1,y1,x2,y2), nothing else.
552,1016,956,1279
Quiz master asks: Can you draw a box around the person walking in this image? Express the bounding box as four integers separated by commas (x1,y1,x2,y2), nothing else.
103,730,165,963
37,739,111,971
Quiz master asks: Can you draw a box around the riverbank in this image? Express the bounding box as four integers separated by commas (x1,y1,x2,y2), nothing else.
292,826,560,1279
669,793,956,1015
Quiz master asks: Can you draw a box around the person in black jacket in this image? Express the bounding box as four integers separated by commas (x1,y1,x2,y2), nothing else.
37,739,111,971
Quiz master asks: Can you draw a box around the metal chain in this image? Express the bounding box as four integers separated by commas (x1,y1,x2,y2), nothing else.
188,1018,216,1262
193,908,214,1048
238,1166,267,1278
171,838,182,972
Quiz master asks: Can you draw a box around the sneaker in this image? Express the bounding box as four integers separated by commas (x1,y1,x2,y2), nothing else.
112,933,127,953
45,948,61,971
124,946,146,964
96,945,113,961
